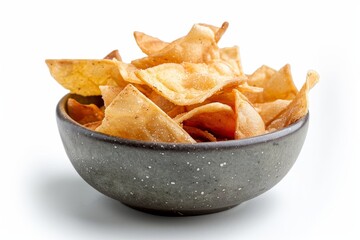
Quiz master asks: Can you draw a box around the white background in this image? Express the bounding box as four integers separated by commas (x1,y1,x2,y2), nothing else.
1,0,359,239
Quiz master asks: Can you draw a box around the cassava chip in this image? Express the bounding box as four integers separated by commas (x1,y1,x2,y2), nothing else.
248,64,298,103
247,65,276,87
104,49,122,61
220,46,244,76
96,84,196,143
47,21,319,143
134,22,228,56
83,121,102,130
267,70,319,131
116,61,144,85
131,23,220,69
236,82,264,103
67,98,104,125
134,31,168,55
99,85,123,108
174,102,235,139
183,126,217,142
199,21,229,43
234,90,265,139
46,59,125,96
254,99,291,126
135,61,243,105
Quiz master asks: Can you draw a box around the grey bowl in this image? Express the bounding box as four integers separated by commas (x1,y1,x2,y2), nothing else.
56,94,309,216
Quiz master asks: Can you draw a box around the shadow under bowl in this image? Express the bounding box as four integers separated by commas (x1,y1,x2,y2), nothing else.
56,94,309,216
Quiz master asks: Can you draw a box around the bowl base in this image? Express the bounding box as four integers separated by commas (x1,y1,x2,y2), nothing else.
123,203,240,216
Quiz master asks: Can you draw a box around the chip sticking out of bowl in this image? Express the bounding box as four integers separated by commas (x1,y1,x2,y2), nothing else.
51,22,318,216
46,22,318,143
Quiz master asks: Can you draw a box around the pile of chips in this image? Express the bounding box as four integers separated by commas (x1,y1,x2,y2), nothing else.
46,22,318,143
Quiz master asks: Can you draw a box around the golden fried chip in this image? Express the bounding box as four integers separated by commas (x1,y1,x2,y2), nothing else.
247,64,298,102
174,102,235,139
134,31,168,55
131,23,220,69
99,85,123,108
234,90,265,139
67,98,104,125
236,82,264,103
267,71,319,131
96,84,196,143
262,64,298,102
135,61,243,105
104,49,122,61
183,126,217,142
220,46,244,76
46,59,125,96
134,22,228,57
116,61,144,84
166,105,187,118
254,99,291,126
199,21,229,43
147,90,177,113
83,121,102,130
247,65,276,87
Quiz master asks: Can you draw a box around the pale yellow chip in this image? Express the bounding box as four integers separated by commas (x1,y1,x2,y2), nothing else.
96,84,196,143
131,23,220,69
234,90,265,139
254,99,291,126
134,31,168,55
116,61,144,85
99,85,123,108
174,102,235,139
46,59,125,96
267,70,319,131
135,61,243,105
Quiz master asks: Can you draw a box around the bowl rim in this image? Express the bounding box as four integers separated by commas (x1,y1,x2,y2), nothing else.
56,93,309,151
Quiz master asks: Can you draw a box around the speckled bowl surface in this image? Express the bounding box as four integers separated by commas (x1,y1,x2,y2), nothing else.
56,94,309,216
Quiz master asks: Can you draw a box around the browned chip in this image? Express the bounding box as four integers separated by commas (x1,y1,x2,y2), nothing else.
83,121,102,130
67,98,104,125
183,126,217,142
104,49,122,61
174,102,235,139
96,84,196,143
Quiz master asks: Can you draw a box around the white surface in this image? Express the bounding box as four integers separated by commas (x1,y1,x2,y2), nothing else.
1,0,359,239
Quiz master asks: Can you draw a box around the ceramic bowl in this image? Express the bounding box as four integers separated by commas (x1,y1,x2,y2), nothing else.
56,94,309,216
